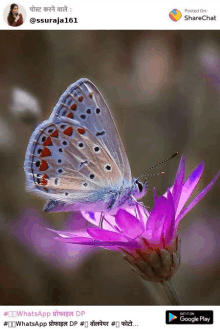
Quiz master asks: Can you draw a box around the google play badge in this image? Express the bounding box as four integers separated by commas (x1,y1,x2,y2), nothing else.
169,313,178,322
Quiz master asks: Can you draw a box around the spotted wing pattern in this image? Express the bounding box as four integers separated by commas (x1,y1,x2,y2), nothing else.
24,78,132,209
50,78,132,182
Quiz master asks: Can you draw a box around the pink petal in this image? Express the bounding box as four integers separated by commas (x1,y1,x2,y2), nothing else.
55,237,95,244
162,190,175,246
115,209,144,239
87,228,128,242
144,196,167,243
55,236,138,247
101,214,119,232
81,211,101,226
176,170,220,226
176,162,204,218
172,155,185,211
47,228,90,238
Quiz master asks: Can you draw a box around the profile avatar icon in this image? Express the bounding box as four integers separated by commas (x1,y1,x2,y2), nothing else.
7,3,23,27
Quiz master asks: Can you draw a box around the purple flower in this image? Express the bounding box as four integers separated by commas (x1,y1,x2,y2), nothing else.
50,156,219,281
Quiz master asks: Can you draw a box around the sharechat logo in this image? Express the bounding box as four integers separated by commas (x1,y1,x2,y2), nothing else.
169,9,182,22
169,313,178,322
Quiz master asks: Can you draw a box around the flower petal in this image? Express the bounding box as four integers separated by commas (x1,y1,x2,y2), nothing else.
87,228,128,242
46,228,90,238
144,196,167,243
162,190,175,246
55,236,138,247
172,155,185,211
176,162,204,218
176,170,220,226
81,211,101,226
115,209,144,239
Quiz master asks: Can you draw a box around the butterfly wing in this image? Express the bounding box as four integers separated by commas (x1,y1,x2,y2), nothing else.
24,116,125,211
24,78,133,212
50,78,132,183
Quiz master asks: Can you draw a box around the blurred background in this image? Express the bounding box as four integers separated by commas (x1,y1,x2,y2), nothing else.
0,30,219,305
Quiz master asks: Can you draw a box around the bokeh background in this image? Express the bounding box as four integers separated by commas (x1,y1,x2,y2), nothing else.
0,31,219,305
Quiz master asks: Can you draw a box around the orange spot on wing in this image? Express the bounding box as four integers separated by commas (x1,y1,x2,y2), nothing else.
77,127,85,135
78,96,83,102
39,160,48,171
67,112,74,119
43,137,53,146
41,174,48,186
64,126,73,136
40,147,51,157
50,130,59,138
70,104,77,111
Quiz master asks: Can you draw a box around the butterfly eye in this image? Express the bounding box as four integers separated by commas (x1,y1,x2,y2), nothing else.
136,181,143,193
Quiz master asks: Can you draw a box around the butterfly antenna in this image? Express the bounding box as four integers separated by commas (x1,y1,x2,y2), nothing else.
137,152,179,180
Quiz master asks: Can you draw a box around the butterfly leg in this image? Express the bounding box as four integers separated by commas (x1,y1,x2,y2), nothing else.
131,195,145,207
99,211,104,229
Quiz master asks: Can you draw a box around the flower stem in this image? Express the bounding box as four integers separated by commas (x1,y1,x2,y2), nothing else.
160,281,181,305
141,279,181,305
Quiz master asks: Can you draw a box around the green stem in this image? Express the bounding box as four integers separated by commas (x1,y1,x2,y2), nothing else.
160,280,181,305
141,279,181,305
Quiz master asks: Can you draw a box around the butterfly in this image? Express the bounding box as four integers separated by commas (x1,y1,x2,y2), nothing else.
24,78,147,214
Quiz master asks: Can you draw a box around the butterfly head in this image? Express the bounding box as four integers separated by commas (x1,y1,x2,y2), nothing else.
131,178,148,200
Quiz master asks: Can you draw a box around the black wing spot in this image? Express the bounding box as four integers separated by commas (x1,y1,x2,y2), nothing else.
42,136,46,142
86,109,91,114
79,160,88,168
96,131,105,137
54,178,59,185
94,146,100,152
90,174,95,179
65,192,68,196
36,161,40,167
59,148,63,152
96,108,101,114
80,115,86,120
